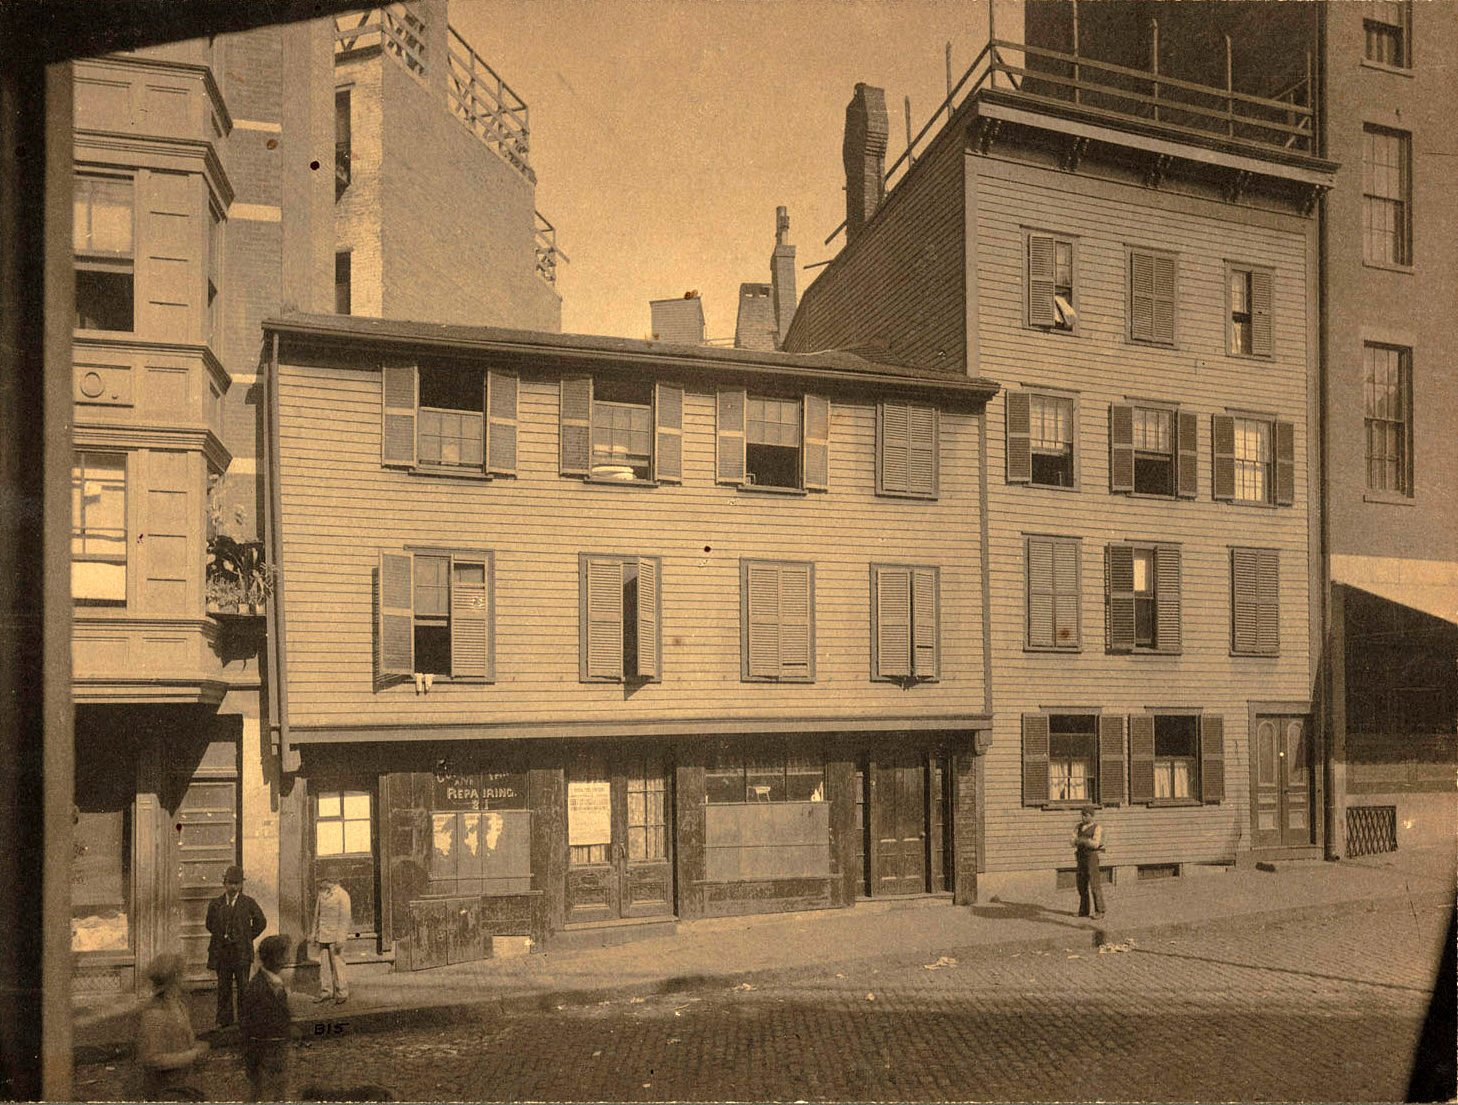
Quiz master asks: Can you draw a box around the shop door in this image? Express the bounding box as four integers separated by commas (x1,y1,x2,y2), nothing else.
566,753,673,923
1252,715,1313,848
870,752,927,895
172,770,238,980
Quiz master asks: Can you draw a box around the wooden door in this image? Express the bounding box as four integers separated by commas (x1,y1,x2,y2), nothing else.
1253,715,1313,848
566,752,673,923
172,743,238,982
871,752,927,895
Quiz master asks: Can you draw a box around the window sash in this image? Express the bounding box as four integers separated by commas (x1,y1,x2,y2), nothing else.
1363,345,1410,493
73,177,134,257
417,407,483,468
1362,128,1410,264
746,396,801,447
1233,419,1272,502
1132,408,1172,454
1029,394,1072,452
590,399,652,476
72,455,126,561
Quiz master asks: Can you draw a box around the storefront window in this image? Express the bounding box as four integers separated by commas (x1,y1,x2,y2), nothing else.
706,743,825,804
316,790,371,856
72,805,131,952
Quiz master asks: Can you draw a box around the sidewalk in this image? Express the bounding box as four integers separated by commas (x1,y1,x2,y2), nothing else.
75,845,1454,1061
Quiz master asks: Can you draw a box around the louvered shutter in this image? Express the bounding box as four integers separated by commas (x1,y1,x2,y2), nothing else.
716,388,746,485
1231,548,1260,653
1256,548,1280,655
654,383,683,484
1155,545,1182,653
449,557,490,679
744,562,780,678
1152,254,1176,344
583,557,623,680
1250,270,1273,356
1026,538,1055,648
1130,250,1155,341
1275,420,1295,505
912,567,938,678
1098,715,1126,807
1022,714,1050,806
880,403,909,493
1212,415,1236,501
1028,235,1057,327
559,377,593,475
378,550,414,676
1052,538,1080,647
1109,404,1135,493
803,395,830,491
486,371,518,475
381,364,418,467
1128,715,1156,804
1106,544,1135,652
1200,715,1226,803
636,557,660,680
778,562,813,680
1176,410,1198,498
1005,391,1032,483
875,566,912,678
908,405,938,496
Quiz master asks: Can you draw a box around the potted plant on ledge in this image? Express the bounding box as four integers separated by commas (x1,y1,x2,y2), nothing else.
205,474,274,616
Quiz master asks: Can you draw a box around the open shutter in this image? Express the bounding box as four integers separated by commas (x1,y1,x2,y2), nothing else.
1176,410,1198,498
716,388,747,485
803,395,830,491
1098,714,1126,807
1005,391,1032,483
1200,715,1226,803
381,364,418,468
1028,235,1056,327
1128,715,1156,805
486,371,518,475
653,383,683,484
1109,404,1134,493
636,557,660,680
874,566,912,678
1052,538,1080,647
1026,538,1054,648
1130,250,1155,341
1022,714,1050,806
879,403,909,493
449,557,490,680
907,405,937,496
1231,547,1259,653
744,561,780,678
1211,415,1236,501
912,567,938,678
1155,544,1182,653
778,563,813,679
1105,544,1135,652
1256,548,1280,655
378,550,414,677
559,377,592,476
1250,270,1273,356
582,557,623,680
1152,254,1176,344
1275,420,1295,505
135,169,201,341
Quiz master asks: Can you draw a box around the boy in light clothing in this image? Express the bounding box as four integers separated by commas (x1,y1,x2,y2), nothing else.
312,876,352,1003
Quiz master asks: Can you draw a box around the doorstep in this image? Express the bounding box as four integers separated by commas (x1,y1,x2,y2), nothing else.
549,915,679,951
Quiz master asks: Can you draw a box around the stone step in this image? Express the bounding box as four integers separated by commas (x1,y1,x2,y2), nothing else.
549,916,679,952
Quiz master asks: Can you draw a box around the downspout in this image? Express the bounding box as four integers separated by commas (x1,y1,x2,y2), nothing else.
262,331,294,773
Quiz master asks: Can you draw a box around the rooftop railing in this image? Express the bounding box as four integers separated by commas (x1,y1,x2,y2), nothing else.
334,5,428,80
535,211,568,286
448,25,532,181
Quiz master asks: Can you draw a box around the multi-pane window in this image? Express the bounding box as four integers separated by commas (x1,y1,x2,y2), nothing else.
377,549,493,680
591,378,653,481
1229,269,1253,354
1029,394,1074,487
1027,233,1077,331
1132,407,1174,496
1021,714,1125,808
1049,715,1098,803
715,389,827,491
1132,548,1157,649
1233,418,1273,503
1153,716,1199,800
74,175,135,332
746,396,802,488
1364,2,1410,67
705,742,825,804
741,560,814,682
870,564,939,679
626,759,668,861
580,554,661,682
1364,343,1411,495
1129,714,1224,805
417,365,483,469
1363,126,1411,266
72,452,127,604
315,790,371,857
1213,414,1293,505
1107,543,1181,654
335,251,351,315
563,379,681,485
381,364,517,476
335,88,352,201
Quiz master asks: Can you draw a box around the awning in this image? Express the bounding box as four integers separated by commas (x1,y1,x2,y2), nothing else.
1331,554,1458,627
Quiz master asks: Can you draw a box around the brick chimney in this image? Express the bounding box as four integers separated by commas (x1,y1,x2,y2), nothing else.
770,206,797,347
650,293,705,345
843,83,888,243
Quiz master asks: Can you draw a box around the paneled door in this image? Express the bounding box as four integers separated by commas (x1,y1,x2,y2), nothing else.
565,752,673,923
1252,715,1313,848
870,751,927,895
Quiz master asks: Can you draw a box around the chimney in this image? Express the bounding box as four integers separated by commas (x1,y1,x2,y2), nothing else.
843,83,888,243
733,284,776,352
770,206,797,347
650,292,705,345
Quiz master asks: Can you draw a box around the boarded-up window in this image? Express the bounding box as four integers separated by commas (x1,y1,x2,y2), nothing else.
741,560,815,682
878,402,938,497
1026,536,1080,650
1230,547,1280,656
870,565,939,679
579,555,662,682
1129,249,1176,344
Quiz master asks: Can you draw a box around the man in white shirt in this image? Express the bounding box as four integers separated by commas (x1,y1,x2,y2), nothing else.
312,876,352,1004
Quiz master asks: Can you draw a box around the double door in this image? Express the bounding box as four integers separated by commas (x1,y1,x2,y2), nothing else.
565,752,673,922
1252,715,1313,848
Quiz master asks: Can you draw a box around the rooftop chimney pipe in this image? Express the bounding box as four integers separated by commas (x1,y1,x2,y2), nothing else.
843,83,889,243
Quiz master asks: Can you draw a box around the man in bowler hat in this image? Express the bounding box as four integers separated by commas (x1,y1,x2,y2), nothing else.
205,865,267,1028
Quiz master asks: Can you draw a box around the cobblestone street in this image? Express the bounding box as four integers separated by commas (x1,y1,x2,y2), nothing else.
76,898,1449,1102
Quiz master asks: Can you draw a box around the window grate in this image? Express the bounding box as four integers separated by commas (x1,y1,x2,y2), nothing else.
1346,805,1397,857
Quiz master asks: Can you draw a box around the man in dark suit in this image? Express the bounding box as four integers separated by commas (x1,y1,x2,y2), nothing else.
205,865,267,1029
241,934,293,1103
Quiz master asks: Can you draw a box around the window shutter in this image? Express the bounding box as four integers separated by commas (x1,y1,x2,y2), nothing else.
1128,715,1156,804
874,566,912,678
1052,538,1080,647
1130,250,1155,341
1105,544,1135,652
377,550,414,676
879,403,909,493
486,371,518,475
1231,548,1259,654
1211,415,1236,501
1005,391,1032,484
1021,714,1050,806
1275,420,1295,505
908,405,938,496
911,567,938,678
653,383,683,484
636,557,660,680
449,557,490,680
559,377,593,476
1028,235,1057,327
1109,404,1135,493
778,562,813,680
1176,410,1198,499
381,364,418,468
1155,545,1182,653
1256,548,1280,655
1153,254,1176,344
1026,538,1055,648
582,557,623,680
716,388,746,485
1098,714,1126,806
1200,714,1226,803
135,169,200,341
744,561,780,678
803,395,830,491
1250,270,1273,356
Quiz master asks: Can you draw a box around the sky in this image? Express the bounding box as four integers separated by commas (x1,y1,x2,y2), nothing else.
448,0,1021,342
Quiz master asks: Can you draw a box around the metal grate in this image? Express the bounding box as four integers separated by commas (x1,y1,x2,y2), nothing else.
1346,805,1398,857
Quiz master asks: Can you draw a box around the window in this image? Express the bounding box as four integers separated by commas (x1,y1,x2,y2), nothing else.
1132,408,1173,495
705,741,825,804
1026,536,1080,650
560,378,683,484
418,366,481,470
315,790,371,857
1129,714,1225,805
72,452,126,604
592,377,652,480
1364,343,1411,495
1233,418,1273,503
335,251,351,315
1006,391,1074,488
580,554,661,682
335,88,352,201
741,560,814,681
73,175,134,332
1049,715,1098,802
870,564,939,680
1153,716,1198,799
1129,249,1176,345
747,396,801,488
1027,233,1076,331
376,549,494,681
1226,266,1273,357
1109,404,1197,498
1106,543,1181,654
1021,713,1126,808
1363,126,1411,266
1230,547,1280,656
1212,414,1293,505
206,206,221,343
381,364,518,476
715,388,828,491
1364,1,1410,67
877,402,938,497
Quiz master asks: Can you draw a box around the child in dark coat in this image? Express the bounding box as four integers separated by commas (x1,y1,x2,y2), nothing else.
240,934,293,1102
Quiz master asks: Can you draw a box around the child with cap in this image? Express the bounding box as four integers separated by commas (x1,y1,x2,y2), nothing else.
241,933,294,1103
135,952,208,1101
